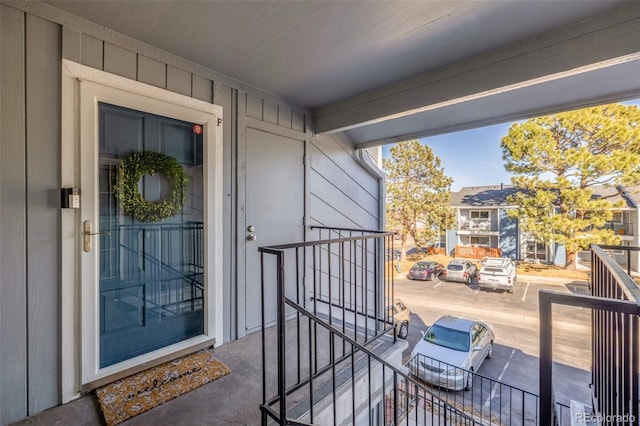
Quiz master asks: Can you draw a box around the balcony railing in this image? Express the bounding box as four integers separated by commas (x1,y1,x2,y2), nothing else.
406,353,575,425
458,220,497,232
584,222,634,236
604,222,634,236
259,230,639,425
539,244,640,426
455,245,502,259
258,227,479,425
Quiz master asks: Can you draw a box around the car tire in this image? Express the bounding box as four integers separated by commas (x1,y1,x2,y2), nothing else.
397,322,409,339
487,342,493,359
508,287,514,294
464,368,474,391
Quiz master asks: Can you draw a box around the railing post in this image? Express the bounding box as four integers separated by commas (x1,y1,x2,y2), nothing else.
276,250,287,425
539,291,554,426
261,251,267,408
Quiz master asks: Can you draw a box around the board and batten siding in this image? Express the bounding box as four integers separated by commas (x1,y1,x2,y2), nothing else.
80,33,215,103
246,93,306,133
0,4,28,424
0,2,382,423
0,5,62,422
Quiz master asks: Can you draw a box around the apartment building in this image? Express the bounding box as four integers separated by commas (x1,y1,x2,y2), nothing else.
448,184,640,268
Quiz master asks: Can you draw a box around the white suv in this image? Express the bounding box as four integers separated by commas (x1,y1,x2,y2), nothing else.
477,257,517,293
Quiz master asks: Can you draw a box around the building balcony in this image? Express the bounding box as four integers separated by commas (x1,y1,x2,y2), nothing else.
457,220,499,235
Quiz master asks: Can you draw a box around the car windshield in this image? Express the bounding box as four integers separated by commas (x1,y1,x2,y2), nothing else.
424,324,470,352
483,267,505,273
447,264,463,271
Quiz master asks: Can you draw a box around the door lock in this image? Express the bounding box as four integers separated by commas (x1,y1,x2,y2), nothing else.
83,220,110,252
247,225,257,241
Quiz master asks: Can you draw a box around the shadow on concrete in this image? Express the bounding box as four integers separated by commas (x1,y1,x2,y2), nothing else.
401,312,430,361
564,281,591,295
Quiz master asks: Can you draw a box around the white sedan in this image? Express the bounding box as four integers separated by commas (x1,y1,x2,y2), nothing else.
409,315,495,391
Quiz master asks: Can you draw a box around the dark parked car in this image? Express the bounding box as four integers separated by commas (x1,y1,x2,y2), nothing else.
443,259,477,284
407,261,445,281
406,246,429,256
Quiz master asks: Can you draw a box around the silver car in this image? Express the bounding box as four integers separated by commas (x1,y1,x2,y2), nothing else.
444,259,477,284
410,315,495,391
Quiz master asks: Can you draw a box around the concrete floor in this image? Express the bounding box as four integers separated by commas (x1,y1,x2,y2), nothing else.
12,316,402,426
13,330,268,426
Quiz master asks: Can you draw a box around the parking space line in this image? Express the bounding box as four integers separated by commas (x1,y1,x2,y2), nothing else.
521,281,531,302
434,281,444,288
484,349,516,409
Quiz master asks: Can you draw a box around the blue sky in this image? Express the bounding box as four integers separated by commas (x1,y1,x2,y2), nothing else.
382,99,640,192
382,123,514,191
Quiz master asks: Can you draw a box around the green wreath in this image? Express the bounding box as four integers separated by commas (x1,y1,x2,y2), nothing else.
113,151,189,222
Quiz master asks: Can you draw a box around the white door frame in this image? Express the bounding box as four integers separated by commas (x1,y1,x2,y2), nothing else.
61,60,223,401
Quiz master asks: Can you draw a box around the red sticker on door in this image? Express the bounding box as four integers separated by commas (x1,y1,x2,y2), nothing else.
193,124,203,135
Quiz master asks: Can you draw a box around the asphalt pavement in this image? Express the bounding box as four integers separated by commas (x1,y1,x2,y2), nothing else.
394,272,592,423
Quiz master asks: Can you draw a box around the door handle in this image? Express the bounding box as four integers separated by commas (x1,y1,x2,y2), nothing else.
83,220,110,252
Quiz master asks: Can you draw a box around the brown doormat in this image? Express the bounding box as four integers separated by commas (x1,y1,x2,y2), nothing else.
96,350,231,425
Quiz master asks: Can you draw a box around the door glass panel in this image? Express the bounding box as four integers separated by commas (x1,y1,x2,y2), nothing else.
98,102,204,368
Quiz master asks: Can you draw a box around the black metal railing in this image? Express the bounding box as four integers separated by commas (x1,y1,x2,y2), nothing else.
583,222,634,237
407,353,541,425
258,227,480,425
598,244,640,277
108,222,205,313
539,244,640,426
603,222,634,236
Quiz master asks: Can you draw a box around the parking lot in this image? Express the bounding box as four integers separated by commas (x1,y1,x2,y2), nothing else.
394,271,592,421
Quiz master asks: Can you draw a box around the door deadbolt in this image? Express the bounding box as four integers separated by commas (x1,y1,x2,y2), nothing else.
247,225,255,232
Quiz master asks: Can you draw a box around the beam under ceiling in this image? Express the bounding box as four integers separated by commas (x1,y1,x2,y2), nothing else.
314,3,640,146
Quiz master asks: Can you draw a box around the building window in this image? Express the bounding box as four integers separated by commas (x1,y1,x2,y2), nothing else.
470,236,490,246
470,210,490,220
611,211,622,223
525,240,546,260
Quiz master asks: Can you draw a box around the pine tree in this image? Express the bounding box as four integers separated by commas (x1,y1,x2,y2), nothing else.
501,103,640,268
383,140,454,260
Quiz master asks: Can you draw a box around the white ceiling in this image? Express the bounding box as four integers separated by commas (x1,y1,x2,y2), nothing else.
45,0,640,146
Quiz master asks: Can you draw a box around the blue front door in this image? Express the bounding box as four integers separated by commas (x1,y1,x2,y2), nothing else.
98,103,204,367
